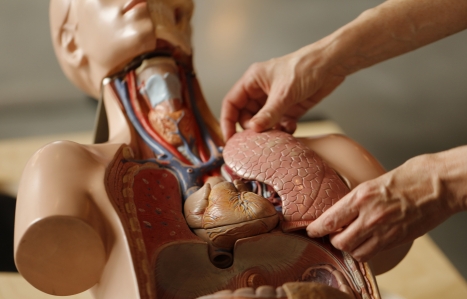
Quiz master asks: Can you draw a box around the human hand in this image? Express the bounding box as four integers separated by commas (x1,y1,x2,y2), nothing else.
306,152,466,262
220,45,346,140
219,0,467,141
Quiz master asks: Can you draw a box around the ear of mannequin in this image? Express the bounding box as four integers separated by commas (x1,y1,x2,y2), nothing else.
58,19,96,98
60,24,84,66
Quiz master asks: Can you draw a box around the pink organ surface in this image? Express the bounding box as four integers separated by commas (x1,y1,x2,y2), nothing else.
223,130,350,231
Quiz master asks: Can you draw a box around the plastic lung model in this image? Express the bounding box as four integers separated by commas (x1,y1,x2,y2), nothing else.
13,1,397,299
223,129,350,232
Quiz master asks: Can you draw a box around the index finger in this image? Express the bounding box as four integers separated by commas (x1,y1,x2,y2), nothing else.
306,193,358,237
220,100,242,141
221,74,268,140
221,79,253,140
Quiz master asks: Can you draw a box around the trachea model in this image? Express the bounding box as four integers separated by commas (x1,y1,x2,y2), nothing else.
14,1,401,299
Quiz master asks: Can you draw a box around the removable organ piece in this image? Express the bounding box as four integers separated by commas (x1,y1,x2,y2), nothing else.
223,130,350,232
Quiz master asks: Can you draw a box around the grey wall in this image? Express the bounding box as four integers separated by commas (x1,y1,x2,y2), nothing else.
0,1,82,105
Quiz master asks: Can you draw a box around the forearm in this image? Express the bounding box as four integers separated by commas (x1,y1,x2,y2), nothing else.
390,145,467,218
306,0,467,76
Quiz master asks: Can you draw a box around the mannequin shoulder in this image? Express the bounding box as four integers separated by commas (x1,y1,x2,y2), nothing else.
18,140,123,201
24,140,122,174
298,133,365,153
297,134,385,187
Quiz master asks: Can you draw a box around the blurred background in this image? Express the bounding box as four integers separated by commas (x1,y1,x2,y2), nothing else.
1,0,466,279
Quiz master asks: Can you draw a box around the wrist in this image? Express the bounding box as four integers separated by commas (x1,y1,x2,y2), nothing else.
294,30,354,80
397,152,465,218
436,147,467,212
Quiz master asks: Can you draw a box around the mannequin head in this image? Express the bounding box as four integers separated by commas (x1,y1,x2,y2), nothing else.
50,0,194,98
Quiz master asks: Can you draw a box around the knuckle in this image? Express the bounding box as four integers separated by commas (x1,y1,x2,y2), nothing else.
355,182,373,199
351,243,376,263
353,181,377,206
351,251,367,262
332,238,348,252
248,62,264,75
334,240,345,251
364,205,382,221
322,215,337,232
271,84,293,103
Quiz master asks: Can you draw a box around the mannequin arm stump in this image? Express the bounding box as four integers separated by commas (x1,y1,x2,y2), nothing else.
14,141,111,295
15,216,106,295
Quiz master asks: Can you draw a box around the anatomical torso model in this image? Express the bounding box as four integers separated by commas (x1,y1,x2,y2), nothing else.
14,1,409,299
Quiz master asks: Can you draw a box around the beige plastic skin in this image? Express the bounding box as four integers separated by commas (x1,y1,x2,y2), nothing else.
14,0,408,298
16,0,193,297
50,0,193,99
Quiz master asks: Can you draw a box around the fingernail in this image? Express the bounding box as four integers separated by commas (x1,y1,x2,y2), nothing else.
251,117,270,132
248,119,261,132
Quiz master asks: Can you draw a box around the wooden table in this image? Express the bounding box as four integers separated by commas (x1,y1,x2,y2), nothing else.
1,121,466,299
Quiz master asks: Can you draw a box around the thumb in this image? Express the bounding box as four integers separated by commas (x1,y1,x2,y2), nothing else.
249,93,290,132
